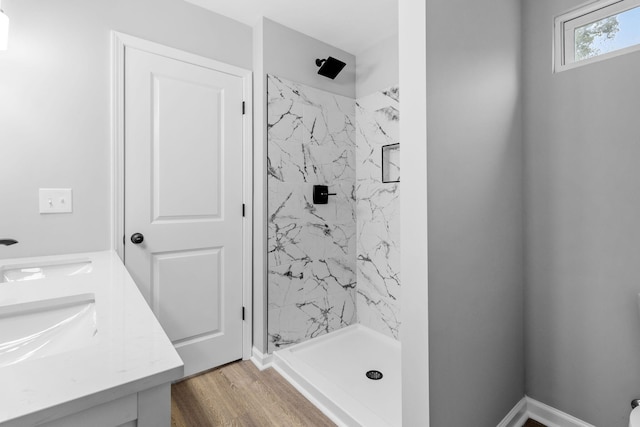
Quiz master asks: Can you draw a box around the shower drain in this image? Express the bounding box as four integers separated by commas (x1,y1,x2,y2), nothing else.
366,370,383,380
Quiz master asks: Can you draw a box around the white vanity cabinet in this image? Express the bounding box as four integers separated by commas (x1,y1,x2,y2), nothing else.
0,251,183,427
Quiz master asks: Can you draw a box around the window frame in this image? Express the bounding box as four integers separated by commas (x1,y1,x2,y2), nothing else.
554,0,640,72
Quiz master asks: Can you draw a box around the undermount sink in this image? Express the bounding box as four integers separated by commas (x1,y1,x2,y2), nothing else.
0,259,93,283
0,293,97,367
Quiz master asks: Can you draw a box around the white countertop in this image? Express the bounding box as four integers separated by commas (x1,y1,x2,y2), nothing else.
0,251,184,426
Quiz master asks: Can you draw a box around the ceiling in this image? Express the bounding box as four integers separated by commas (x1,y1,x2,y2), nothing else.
184,0,398,55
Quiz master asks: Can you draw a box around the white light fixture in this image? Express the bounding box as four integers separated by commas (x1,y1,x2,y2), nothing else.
0,0,9,51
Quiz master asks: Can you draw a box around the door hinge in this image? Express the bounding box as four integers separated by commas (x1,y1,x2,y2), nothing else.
242,101,245,115
242,203,246,217
242,306,245,321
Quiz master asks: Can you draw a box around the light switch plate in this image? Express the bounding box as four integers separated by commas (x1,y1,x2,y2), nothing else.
39,188,73,214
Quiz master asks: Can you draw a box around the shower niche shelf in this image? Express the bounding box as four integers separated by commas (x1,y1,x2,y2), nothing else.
382,143,400,183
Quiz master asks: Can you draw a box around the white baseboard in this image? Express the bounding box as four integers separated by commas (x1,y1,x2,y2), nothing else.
250,346,273,371
499,396,597,427
497,397,529,427
525,397,597,427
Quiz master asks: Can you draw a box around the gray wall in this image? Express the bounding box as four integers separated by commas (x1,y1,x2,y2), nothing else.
355,34,398,98
523,1,640,425
263,18,355,98
0,0,252,260
426,0,525,425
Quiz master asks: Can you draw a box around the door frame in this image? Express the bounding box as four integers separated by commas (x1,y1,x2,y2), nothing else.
110,31,254,361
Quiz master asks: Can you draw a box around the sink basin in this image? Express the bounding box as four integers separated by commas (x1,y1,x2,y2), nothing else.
0,259,92,283
0,293,97,367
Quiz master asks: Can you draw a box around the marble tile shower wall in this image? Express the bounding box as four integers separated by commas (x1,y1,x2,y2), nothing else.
355,87,401,340
267,75,357,352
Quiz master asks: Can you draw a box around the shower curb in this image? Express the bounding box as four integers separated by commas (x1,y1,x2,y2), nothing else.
272,359,353,427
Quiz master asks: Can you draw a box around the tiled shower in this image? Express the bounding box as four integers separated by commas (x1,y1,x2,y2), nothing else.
355,86,401,340
267,74,400,351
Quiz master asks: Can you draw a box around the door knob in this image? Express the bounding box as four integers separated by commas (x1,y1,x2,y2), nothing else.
130,233,144,244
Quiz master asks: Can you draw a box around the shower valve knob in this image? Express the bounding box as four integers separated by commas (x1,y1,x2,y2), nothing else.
313,185,336,204
130,233,144,244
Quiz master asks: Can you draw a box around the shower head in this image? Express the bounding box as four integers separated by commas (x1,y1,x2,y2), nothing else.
315,57,346,79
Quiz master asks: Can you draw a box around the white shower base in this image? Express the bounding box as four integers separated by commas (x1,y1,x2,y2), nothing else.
273,324,401,427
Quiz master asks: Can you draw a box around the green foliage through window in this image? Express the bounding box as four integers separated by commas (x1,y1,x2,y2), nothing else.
575,16,620,61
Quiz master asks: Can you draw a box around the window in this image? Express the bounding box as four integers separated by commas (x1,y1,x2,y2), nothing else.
554,0,640,72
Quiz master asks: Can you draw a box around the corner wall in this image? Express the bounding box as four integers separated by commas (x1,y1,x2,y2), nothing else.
356,34,399,98
426,0,525,425
399,0,430,421
353,35,401,340
523,1,640,425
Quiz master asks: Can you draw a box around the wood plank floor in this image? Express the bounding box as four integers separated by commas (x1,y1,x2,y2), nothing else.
172,360,548,427
171,360,336,427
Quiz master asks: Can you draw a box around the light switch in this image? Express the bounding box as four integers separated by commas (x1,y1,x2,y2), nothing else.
39,188,73,214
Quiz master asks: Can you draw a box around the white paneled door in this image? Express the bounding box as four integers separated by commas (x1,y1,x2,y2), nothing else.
123,46,245,378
